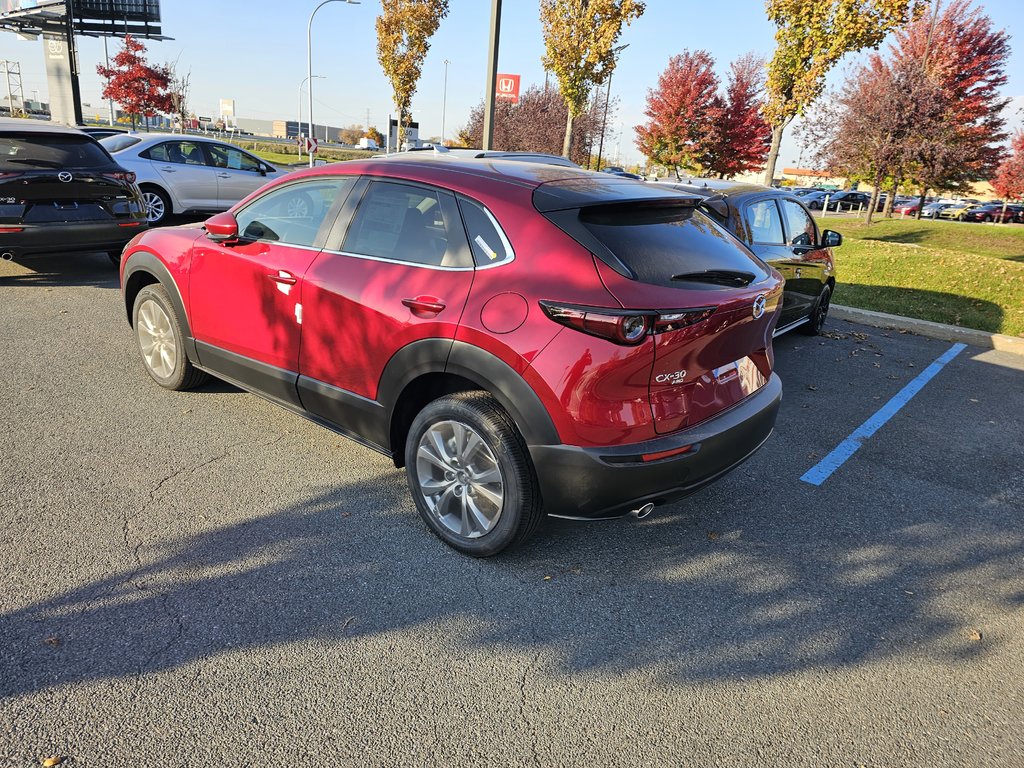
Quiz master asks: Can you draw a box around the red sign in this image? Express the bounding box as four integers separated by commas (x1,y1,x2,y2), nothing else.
495,73,520,104
305,137,319,154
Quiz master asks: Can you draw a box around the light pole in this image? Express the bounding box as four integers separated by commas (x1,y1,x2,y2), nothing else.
596,44,628,171
307,0,359,167
441,59,450,146
298,74,326,159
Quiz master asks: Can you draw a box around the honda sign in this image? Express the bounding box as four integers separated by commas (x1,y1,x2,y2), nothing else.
495,73,520,104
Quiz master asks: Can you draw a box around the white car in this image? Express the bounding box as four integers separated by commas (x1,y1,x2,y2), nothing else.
100,133,285,225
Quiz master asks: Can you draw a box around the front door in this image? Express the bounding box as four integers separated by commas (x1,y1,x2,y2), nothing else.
188,177,356,404
143,140,220,210
203,142,274,208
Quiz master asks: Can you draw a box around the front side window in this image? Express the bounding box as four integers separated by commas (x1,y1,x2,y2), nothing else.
746,199,784,245
343,181,469,268
779,199,817,247
145,141,206,166
207,143,263,172
458,196,514,267
234,178,354,248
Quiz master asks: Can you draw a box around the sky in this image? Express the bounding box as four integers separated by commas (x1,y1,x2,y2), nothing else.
2,0,1023,167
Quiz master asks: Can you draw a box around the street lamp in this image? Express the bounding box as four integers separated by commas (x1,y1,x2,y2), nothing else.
298,74,326,158
307,0,360,167
441,59,450,146
596,43,628,171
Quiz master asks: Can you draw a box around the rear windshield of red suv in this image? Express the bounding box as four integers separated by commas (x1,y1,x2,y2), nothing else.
0,134,113,171
576,205,769,289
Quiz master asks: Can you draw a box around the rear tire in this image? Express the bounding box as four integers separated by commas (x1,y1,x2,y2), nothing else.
799,283,832,336
405,392,543,557
140,186,171,226
132,284,208,391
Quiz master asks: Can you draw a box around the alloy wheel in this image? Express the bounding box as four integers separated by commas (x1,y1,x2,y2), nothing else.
142,191,166,223
137,298,177,379
415,419,504,539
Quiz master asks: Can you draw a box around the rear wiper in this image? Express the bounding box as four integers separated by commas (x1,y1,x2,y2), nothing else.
671,269,756,287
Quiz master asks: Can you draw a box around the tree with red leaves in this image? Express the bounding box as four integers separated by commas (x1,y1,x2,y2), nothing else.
706,54,772,178
635,51,724,177
96,35,173,131
893,0,1010,195
992,131,1024,203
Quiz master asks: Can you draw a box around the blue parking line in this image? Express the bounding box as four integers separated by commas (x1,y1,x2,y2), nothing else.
800,342,967,486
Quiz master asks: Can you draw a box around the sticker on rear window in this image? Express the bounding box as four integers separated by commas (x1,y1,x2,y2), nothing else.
474,234,498,261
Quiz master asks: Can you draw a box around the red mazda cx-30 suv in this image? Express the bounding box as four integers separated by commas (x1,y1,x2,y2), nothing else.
120,156,784,556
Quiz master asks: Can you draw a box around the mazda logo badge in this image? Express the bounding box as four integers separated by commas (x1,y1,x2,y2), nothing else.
752,295,766,319
58,172,73,183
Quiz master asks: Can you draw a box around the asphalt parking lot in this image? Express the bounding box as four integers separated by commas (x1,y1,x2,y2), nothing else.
2,251,1023,767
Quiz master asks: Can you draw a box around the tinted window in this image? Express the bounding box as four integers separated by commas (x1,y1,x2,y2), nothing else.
779,199,816,247
746,200,784,244
101,134,143,153
144,141,206,165
577,206,767,288
344,181,468,268
206,143,262,172
235,178,354,248
0,134,112,170
458,196,513,267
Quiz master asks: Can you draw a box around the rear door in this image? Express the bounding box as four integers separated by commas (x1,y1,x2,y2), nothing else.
298,178,475,402
142,140,220,210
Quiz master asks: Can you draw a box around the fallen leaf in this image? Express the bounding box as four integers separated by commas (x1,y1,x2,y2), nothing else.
806,384,818,391
42,757,64,767
43,636,61,647
706,531,720,541
340,511,351,518
969,629,983,642
543,575,552,581
969,398,978,403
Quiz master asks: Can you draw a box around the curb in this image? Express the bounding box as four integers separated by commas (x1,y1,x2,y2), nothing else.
830,304,1024,357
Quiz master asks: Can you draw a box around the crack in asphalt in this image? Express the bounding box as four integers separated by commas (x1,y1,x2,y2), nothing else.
121,433,288,682
518,649,544,767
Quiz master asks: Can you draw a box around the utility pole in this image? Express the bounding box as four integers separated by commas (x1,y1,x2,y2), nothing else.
63,0,84,125
482,0,501,150
103,37,114,125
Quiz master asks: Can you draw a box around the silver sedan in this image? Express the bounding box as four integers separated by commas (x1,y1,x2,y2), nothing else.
100,133,286,225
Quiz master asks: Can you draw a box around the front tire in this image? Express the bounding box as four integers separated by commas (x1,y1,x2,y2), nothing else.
132,284,208,391
799,283,832,336
405,392,543,557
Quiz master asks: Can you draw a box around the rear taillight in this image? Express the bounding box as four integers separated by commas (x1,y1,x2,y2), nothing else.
104,171,136,184
539,301,716,346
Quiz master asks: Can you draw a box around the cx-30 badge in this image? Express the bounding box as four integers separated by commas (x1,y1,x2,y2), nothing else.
752,294,766,319
58,172,73,183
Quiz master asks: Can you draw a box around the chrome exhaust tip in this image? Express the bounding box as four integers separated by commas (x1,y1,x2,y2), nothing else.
0,252,13,261
630,502,655,520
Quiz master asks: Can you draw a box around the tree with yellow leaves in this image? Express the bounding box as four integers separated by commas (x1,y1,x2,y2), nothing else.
762,0,927,186
540,0,645,159
376,0,450,148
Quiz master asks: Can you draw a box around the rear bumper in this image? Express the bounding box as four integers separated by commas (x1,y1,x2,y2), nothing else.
0,220,147,256
531,373,782,519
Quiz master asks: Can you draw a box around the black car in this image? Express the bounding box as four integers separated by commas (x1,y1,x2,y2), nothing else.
0,119,147,264
658,178,840,336
824,190,871,212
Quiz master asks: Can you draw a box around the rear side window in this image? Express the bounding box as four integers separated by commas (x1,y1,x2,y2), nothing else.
458,196,513,267
575,205,768,288
746,200,784,244
0,134,112,170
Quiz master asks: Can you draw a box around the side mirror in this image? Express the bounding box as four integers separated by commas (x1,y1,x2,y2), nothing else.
205,211,239,243
259,163,270,176
822,229,842,248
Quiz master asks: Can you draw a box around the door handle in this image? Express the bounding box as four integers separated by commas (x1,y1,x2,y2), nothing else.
268,271,297,285
217,173,231,178
402,296,446,316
